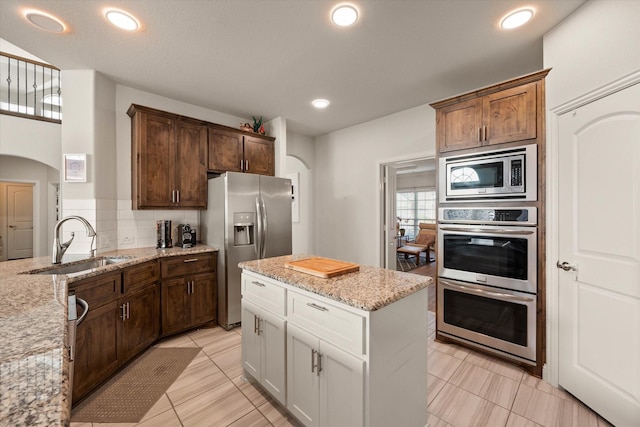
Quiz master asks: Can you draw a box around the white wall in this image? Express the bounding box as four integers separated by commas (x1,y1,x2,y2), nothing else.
544,0,640,109
314,105,436,266
286,130,315,255
543,0,640,385
397,171,436,190
114,84,251,249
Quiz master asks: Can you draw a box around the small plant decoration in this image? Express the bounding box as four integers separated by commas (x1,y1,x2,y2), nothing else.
252,116,266,135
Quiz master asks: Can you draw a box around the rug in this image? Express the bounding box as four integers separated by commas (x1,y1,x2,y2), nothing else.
71,347,201,423
397,255,418,272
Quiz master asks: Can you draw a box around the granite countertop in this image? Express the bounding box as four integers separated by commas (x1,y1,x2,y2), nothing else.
0,245,218,427
239,254,433,311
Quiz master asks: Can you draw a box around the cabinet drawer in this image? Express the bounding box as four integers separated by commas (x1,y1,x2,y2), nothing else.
242,273,286,316
70,272,121,308
161,253,215,278
123,260,158,294
287,290,365,356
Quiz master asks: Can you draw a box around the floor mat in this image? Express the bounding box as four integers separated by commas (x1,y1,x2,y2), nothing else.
397,256,418,272
71,347,201,423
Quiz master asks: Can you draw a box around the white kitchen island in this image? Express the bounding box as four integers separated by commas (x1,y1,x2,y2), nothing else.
239,254,432,427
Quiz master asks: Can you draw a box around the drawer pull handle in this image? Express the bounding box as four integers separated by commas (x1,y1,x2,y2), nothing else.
311,349,317,373
251,281,266,287
307,303,328,312
183,258,199,263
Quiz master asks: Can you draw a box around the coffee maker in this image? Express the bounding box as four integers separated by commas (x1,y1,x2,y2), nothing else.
176,224,196,248
156,220,172,248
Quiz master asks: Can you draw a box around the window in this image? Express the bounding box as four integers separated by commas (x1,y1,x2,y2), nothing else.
396,189,436,239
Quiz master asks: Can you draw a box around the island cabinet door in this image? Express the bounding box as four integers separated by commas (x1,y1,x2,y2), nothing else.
319,340,364,427
287,323,320,427
242,300,261,379
260,308,286,404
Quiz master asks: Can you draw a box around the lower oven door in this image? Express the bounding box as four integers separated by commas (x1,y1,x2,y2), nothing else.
437,278,536,364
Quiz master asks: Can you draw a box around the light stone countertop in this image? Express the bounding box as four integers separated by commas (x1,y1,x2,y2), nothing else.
239,254,433,311
0,245,218,427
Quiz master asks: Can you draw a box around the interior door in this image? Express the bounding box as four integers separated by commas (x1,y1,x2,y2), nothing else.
382,165,397,269
7,183,33,260
558,83,640,427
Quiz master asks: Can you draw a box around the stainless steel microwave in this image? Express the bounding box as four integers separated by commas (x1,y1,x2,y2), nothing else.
439,144,537,203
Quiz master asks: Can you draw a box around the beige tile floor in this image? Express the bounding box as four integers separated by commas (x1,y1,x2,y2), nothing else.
71,312,614,427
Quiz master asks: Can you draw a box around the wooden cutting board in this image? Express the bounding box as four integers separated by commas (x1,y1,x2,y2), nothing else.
284,257,360,278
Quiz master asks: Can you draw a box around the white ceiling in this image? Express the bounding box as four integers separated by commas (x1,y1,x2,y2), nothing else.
0,0,586,137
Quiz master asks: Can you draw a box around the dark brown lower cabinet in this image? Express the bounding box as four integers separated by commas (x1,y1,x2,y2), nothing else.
73,299,120,403
72,261,160,404
71,255,216,405
161,272,216,336
119,283,159,364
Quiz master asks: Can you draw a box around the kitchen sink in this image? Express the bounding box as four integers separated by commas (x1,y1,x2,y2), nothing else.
28,256,134,275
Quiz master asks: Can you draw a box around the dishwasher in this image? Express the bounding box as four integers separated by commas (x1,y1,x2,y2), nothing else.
67,293,88,400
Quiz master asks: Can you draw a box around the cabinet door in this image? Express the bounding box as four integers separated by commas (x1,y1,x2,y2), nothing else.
287,323,320,427
260,308,286,405
319,340,365,427
120,283,159,363
175,120,207,208
483,82,537,146
73,300,120,402
190,272,216,326
161,277,189,335
136,111,175,208
208,127,243,173
244,136,275,176
241,299,261,380
436,98,483,153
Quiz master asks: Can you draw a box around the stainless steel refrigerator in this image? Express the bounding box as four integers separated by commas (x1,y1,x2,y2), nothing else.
201,172,292,330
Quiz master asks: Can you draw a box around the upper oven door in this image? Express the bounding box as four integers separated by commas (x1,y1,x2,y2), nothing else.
438,223,537,294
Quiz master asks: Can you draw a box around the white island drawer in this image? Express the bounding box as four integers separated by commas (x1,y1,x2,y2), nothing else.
287,290,366,355
242,273,286,315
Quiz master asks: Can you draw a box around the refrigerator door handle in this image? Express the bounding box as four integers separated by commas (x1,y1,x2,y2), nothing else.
260,197,268,258
255,197,262,259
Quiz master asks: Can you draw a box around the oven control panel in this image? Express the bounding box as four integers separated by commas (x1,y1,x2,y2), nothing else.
438,207,537,226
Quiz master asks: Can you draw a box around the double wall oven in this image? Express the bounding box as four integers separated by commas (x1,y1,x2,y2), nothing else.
436,143,539,365
437,207,537,364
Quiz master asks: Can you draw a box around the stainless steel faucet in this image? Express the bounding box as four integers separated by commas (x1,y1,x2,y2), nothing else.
52,215,97,264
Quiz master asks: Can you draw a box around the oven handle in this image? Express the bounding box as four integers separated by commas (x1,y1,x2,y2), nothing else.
439,226,535,235
440,279,535,303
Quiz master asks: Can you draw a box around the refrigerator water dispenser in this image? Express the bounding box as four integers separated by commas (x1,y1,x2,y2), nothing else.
233,212,254,246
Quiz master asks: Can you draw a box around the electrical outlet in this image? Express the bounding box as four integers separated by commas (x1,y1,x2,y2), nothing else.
122,236,134,244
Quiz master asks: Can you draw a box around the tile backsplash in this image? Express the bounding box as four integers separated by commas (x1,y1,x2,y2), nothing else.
116,200,199,249
59,198,200,255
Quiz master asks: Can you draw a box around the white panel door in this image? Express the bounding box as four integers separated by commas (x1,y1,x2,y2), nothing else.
558,83,640,427
241,300,261,379
319,340,364,427
7,183,33,260
287,323,320,427
260,308,286,405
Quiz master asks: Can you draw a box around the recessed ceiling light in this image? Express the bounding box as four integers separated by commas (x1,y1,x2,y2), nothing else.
500,8,534,30
331,4,358,27
105,8,140,31
23,9,66,33
312,99,330,109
